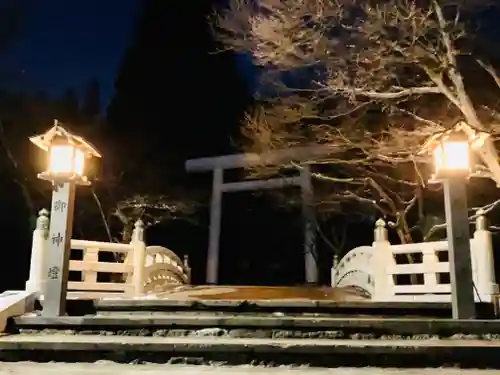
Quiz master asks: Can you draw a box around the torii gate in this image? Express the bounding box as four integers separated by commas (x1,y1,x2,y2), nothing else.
185,145,338,285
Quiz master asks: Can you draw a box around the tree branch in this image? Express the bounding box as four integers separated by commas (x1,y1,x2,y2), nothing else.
330,86,442,100
425,198,500,241
432,0,482,128
91,186,113,243
477,59,500,91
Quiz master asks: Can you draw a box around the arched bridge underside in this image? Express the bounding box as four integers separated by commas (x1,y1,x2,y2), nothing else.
332,246,373,298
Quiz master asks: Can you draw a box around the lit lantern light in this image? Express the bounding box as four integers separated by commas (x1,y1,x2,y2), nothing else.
421,128,472,181
432,132,470,177
29,120,101,185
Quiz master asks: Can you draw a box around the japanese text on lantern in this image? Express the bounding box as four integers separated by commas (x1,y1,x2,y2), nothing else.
52,233,64,247
47,266,60,280
53,200,67,213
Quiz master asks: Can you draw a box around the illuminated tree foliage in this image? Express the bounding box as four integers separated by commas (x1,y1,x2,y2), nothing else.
215,0,500,242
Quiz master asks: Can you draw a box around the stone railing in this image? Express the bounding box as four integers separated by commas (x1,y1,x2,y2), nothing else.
68,239,135,298
332,211,498,303
25,209,191,299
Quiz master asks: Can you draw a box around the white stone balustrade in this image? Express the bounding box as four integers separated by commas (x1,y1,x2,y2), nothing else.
332,212,499,303
25,209,50,294
25,209,191,299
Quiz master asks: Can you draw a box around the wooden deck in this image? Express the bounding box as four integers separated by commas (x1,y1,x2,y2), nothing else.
66,285,369,302
150,285,369,301
91,285,488,317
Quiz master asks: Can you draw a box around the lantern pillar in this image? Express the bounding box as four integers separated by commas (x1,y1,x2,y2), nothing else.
42,182,76,317
443,176,476,319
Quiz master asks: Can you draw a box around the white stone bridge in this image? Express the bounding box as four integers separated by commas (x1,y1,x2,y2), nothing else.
0,206,498,331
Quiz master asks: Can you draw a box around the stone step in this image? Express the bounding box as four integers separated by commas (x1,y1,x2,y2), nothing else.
93,298,469,317
12,314,500,338
0,333,499,367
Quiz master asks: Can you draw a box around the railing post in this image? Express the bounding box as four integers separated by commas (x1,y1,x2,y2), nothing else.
422,247,438,289
131,220,146,297
26,209,50,294
183,255,191,284
372,218,392,301
331,254,339,286
472,210,498,301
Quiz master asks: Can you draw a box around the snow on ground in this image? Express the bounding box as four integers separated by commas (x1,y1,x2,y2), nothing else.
0,363,498,375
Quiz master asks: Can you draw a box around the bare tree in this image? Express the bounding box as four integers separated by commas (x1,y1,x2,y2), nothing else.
317,219,348,258
110,194,196,243
215,0,500,242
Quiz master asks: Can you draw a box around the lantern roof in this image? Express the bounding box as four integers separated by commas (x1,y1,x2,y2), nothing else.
419,121,477,156
29,120,101,158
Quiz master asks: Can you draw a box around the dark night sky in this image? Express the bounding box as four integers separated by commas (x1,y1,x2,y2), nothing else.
3,0,140,105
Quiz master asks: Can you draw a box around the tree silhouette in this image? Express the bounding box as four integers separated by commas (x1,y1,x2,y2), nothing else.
106,0,251,219
82,78,101,121
105,0,252,282
58,88,80,123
